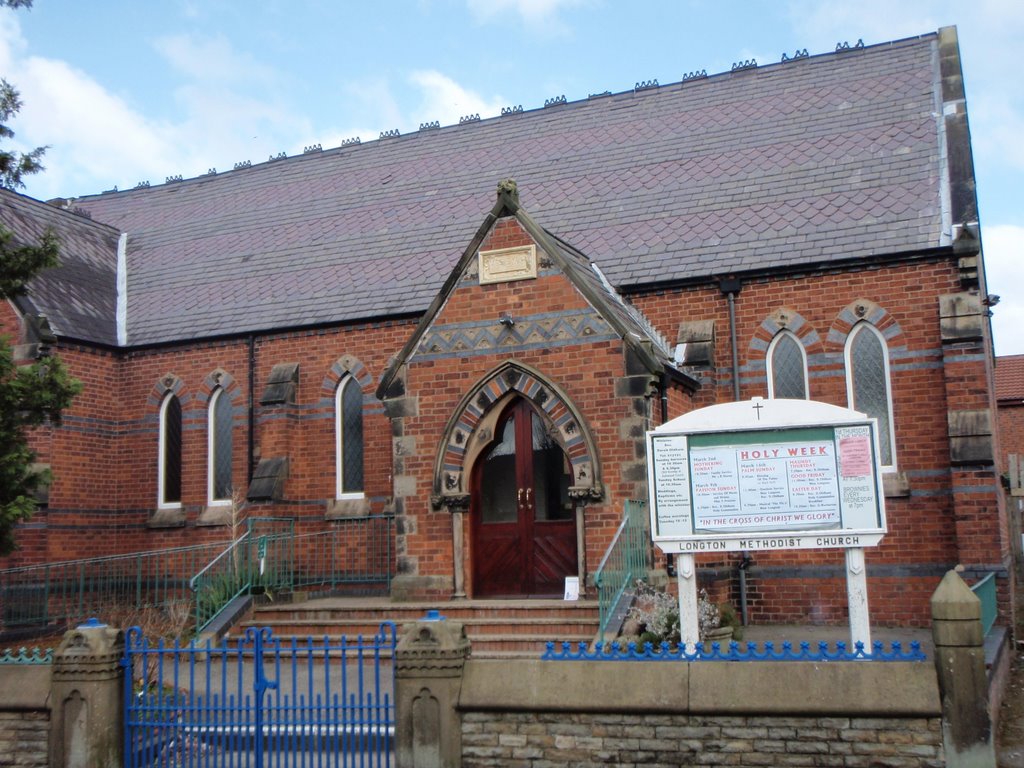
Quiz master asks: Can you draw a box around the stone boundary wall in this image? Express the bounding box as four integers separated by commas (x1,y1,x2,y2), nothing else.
0,664,51,768
457,659,944,767
461,712,942,767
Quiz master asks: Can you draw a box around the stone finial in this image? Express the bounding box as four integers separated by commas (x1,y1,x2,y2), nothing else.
930,569,996,767
50,620,125,768
395,619,470,768
496,178,519,207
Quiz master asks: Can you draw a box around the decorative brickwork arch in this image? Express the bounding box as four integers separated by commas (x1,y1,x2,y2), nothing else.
825,299,905,354
747,309,821,367
320,354,375,401
431,361,602,511
747,309,821,399
148,373,187,411
197,368,242,407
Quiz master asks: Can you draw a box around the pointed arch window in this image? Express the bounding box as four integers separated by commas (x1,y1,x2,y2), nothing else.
846,323,896,468
335,375,364,498
767,330,808,399
208,388,233,504
158,393,182,508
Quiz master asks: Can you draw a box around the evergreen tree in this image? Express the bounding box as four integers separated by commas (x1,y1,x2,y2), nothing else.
0,0,81,555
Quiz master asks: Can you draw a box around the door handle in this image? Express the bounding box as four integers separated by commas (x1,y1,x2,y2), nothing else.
525,488,533,509
518,488,525,507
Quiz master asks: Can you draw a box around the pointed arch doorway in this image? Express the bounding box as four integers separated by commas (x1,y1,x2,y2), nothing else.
471,398,578,597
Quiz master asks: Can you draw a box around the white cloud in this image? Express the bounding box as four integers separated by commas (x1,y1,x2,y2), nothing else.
153,33,282,86
983,225,1024,356
0,13,311,199
12,55,176,197
408,70,505,126
785,1,943,45
466,0,590,30
331,70,505,142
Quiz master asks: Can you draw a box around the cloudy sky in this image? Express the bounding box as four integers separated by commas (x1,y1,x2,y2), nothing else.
2,1,1021,352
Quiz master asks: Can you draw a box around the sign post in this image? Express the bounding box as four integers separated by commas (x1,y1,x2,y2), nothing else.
647,398,887,648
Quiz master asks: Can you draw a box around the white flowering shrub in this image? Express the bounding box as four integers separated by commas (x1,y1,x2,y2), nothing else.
625,580,720,646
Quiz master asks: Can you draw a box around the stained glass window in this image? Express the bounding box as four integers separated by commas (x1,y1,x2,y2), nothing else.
847,323,895,467
209,388,233,502
768,331,807,399
159,394,182,506
336,376,364,496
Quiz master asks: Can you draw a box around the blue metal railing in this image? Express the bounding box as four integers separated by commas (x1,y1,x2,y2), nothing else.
542,638,927,662
594,500,650,639
970,572,997,637
123,623,397,767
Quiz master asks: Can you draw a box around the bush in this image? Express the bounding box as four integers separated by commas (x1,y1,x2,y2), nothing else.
623,580,720,646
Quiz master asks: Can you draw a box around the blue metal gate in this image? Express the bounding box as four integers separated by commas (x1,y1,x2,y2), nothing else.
123,624,396,767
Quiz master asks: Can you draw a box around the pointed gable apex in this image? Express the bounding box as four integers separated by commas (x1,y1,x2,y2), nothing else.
376,180,697,400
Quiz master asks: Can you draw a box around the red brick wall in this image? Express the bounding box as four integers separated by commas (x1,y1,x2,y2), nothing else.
632,257,1003,626
394,217,660,597
0,300,20,342
0,319,416,570
1,241,1005,628
998,403,1024,473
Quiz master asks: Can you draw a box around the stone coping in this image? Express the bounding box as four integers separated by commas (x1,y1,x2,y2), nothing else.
459,658,941,717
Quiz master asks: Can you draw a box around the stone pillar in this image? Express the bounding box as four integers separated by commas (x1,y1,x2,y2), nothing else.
931,570,996,768
395,614,470,768
49,618,124,768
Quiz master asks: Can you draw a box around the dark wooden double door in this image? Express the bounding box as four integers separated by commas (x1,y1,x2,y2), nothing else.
471,399,578,597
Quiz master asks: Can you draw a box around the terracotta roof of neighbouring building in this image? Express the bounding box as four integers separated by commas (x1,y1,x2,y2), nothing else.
5,31,960,347
996,355,1024,401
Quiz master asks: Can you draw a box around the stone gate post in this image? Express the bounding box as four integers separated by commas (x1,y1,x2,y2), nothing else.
394,612,470,768
48,618,124,768
931,569,996,768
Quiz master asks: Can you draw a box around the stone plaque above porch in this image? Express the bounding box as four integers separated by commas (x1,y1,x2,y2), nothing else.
478,244,537,285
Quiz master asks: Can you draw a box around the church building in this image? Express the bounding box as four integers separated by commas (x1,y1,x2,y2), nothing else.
0,27,1008,627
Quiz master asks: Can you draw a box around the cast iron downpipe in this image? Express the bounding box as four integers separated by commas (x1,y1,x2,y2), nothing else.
720,277,750,625
660,371,669,424
247,334,256,486
720,277,743,402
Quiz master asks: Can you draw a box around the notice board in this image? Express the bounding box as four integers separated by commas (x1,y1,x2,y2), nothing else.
646,399,886,554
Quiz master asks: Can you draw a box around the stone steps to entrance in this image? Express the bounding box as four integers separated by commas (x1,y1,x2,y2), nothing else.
237,597,600,658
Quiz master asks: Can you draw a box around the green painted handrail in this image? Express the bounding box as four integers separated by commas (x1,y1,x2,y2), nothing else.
594,500,650,639
0,540,232,635
1,514,396,639
970,571,997,637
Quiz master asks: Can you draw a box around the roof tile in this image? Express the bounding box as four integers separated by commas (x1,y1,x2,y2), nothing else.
21,34,947,346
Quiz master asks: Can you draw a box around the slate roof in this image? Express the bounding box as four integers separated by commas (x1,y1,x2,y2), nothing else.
377,186,689,398
0,191,120,345
28,33,952,347
995,355,1024,402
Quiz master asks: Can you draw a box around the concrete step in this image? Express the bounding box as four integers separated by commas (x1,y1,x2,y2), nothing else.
236,597,600,658
240,616,594,637
254,598,599,623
